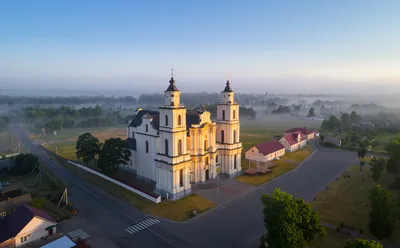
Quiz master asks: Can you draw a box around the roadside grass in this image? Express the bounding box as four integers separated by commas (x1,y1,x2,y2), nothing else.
56,155,215,221
310,164,400,245
310,228,351,248
236,149,313,186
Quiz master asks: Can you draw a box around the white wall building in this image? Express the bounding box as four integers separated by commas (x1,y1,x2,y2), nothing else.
125,78,242,199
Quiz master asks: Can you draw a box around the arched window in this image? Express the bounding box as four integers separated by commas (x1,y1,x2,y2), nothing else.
234,154,237,169
165,115,168,126
179,169,184,187
178,115,182,125
216,155,219,163
178,139,182,155
165,139,169,155
145,124,148,132
145,141,149,153
204,140,208,150
205,157,209,165
222,110,225,120
233,130,237,143
233,110,236,119
221,130,225,144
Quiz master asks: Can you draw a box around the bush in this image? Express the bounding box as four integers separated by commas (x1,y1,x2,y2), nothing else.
391,176,400,190
30,198,44,209
9,153,39,176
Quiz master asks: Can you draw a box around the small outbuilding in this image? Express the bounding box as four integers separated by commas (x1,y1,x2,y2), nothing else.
245,140,286,174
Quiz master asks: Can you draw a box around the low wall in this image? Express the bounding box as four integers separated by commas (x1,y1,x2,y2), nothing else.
67,161,161,204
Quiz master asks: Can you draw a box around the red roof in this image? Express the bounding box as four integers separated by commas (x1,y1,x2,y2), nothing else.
285,127,315,135
282,133,306,145
255,140,285,156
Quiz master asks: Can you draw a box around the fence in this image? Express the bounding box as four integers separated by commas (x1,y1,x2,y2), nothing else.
67,161,161,204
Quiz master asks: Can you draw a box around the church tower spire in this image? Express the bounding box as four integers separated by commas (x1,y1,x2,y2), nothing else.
216,80,242,177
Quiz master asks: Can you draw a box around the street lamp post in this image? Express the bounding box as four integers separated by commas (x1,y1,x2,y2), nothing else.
217,173,220,194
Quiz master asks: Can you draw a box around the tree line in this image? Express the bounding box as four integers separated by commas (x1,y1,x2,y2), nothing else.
75,133,131,174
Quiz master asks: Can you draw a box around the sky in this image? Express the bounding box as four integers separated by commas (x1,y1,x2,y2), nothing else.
1,0,400,95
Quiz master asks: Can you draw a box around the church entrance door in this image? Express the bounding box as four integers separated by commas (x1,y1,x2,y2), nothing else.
205,169,210,180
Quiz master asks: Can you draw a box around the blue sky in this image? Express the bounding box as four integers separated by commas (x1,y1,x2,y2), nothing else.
1,0,399,94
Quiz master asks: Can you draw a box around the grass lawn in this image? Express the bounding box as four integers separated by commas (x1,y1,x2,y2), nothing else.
310,164,400,245
310,228,351,248
236,149,313,186
55,155,215,221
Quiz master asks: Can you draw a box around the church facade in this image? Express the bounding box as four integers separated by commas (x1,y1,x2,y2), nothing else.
125,77,242,199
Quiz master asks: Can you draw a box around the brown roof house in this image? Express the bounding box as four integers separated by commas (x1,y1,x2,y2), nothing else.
285,127,317,141
279,132,307,152
0,204,57,248
245,140,286,163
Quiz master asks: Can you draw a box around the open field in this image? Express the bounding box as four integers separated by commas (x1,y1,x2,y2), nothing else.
55,156,215,221
236,149,313,186
310,164,400,245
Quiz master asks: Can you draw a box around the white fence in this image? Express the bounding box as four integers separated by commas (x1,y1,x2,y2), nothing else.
67,161,161,204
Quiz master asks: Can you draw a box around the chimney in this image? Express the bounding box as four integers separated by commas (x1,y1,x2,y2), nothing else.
297,134,301,142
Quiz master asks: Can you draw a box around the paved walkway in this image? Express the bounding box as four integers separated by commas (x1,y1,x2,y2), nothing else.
191,177,255,205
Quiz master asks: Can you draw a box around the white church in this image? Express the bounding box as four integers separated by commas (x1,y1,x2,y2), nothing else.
125,76,242,199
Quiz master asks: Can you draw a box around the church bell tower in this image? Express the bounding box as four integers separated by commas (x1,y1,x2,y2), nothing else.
155,74,192,199
216,81,242,177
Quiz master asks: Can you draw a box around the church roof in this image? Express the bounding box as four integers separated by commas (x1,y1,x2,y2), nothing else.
223,80,233,92
165,77,179,92
128,110,160,130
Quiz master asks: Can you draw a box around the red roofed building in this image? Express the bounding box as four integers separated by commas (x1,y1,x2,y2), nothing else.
279,132,307,152
284,127,317,141
245,140,286,163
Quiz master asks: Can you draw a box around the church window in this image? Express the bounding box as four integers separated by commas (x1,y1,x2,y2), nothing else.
165,115,168,126
165,139,169,155
233,130,237,143
205,157,209,165
179,169,184,187
145,141,149,153
221,130,225,144
234,154,237,169
145,124,148,132
204,140,208,151
222,110,225,120
178,115,182,125
178,139,182,155
132,132,135,139
216,155,219,163
233,110,236,119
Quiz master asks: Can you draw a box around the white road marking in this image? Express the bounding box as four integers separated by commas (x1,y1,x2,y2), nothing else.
124,218,162,235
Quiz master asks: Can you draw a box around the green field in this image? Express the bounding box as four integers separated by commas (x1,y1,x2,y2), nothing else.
310,164,400,246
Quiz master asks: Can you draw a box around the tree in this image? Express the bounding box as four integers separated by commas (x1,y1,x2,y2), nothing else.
370,157,385,182
341,113,350,128
357,143,368,172
385,139,400,174
308,107,316,117
10,153,39,176
260,188,326,248
320,134,325,144
368,184,396,240
98,138,131,173
76,133,101,165
350,111,361,123
344,239,383,248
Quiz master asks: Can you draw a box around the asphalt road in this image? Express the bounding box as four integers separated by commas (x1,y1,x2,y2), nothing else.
10,119,357,248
